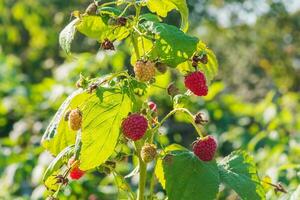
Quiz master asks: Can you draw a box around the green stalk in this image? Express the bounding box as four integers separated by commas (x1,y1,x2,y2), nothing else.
131,3,142,59
137,156,147,200
154,108,204,138
131,4,148,200
131,33,140,59
134,139,147,200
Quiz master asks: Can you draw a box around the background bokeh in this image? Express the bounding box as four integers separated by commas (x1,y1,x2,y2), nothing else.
1,0,300,199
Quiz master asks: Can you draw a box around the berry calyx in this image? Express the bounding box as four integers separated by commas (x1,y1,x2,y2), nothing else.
184,71,208,96
116,17,127,26
101,38,115,50
134,60,156,82
155,62,168,74
75,74,89,89
194,112,208,125
193,135,217,161
141,143,157,163
167,82,180,97
68,108,82,131
199,54,208,64
68,158,85,180
192,53,208,66
121,113,148,141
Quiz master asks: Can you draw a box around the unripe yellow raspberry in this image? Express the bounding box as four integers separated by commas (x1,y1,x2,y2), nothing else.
134,60,156,82
141,143,157,163
68,108,82,131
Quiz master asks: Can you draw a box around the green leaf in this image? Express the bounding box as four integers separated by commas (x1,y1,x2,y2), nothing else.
76,15,129,41
44,171,60,193
43,145,75,183
146,0,189,32
59,19,79,53
155,158,166,188
98,6,122,17
140,21,198,67
218,150,266,200
130,36,153,66
162,150,220,200
76,15,105,40
79,90,132,170
155,144,188,189
139,13,162,23
41,89,90,155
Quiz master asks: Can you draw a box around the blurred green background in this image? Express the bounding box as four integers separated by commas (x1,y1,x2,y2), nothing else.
1,0,300,199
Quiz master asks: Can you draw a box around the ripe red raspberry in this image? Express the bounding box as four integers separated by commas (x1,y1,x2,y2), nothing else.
134,60,156,82
121,113,148,141
193,135,217,161
184,71,208,96
68,158,85,180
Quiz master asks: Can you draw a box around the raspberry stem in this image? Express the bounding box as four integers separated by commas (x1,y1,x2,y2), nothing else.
135,141,147,200
137,156,147,200
154,108,204,138
131,2,142,60
52,161,74,198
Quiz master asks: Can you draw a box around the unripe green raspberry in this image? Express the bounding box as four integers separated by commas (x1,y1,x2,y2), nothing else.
134,60,156,82
141,143,157,163
68,108,82,131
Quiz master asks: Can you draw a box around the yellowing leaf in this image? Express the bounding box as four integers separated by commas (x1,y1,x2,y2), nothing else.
148,71,171,96
41,89,90,156
146,0,189,32
44,172,59,192
262,176,272,190
130,36,154,66
155,158,166,188
76,16,106,39
79,92,132,170
147,0,175,17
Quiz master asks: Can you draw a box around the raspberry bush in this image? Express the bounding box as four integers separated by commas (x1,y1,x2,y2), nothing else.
40,0,276,199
